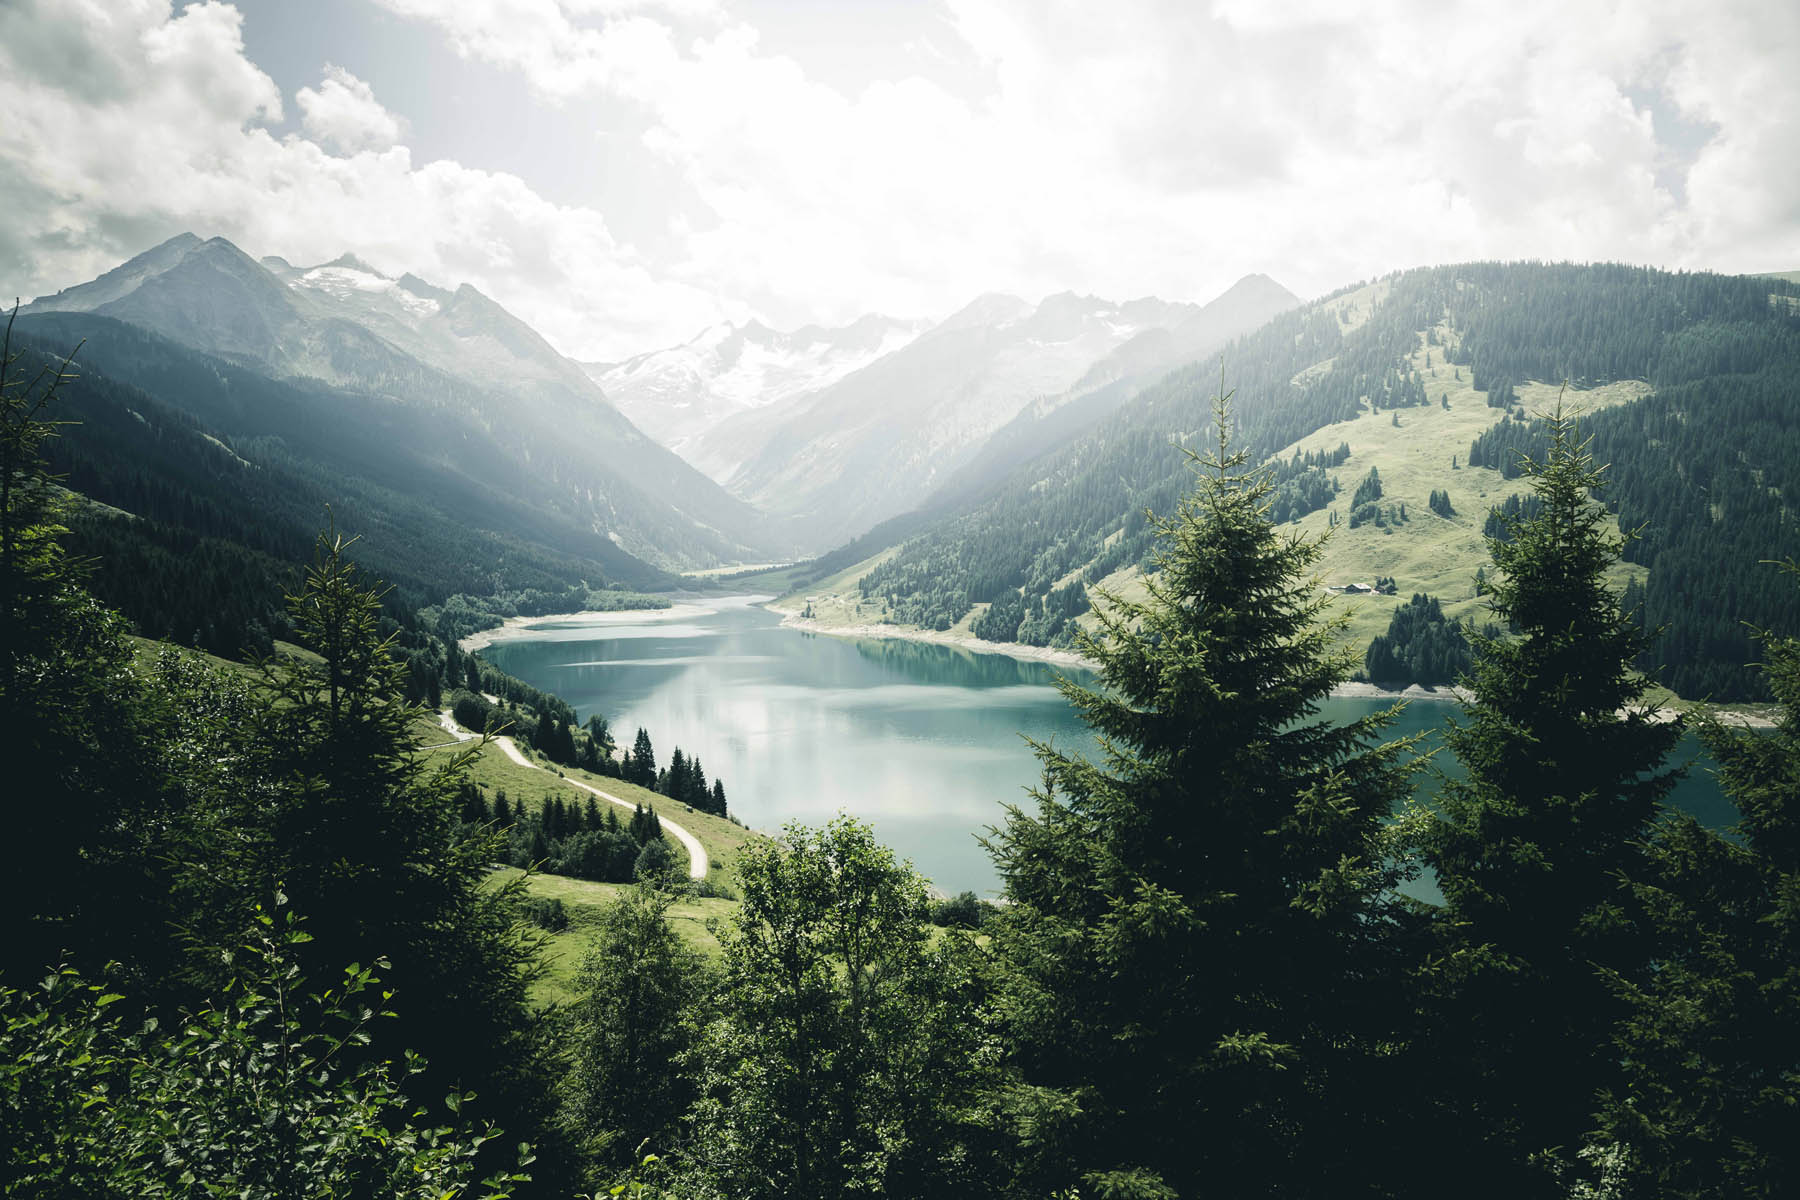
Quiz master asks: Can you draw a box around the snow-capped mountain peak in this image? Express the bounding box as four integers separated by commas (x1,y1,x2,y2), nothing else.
586,314,930,477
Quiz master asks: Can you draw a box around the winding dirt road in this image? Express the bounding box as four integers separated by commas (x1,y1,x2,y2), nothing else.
437,711,709,880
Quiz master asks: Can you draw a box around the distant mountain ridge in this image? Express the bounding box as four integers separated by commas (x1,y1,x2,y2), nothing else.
25,233,781,569
810,261,1800,701
685,277,1300,551
585,313,931,482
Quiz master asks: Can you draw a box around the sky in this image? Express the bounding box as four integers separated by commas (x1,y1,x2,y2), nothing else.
2,0,1798,362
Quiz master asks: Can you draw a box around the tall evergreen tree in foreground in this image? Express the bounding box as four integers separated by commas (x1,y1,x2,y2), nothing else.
988,382,1419,1199
1596,562,1800,1195
175,528,578,1195
0,317,176,985
1416,403,1682,1197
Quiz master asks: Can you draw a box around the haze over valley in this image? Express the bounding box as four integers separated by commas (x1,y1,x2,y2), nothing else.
7,3,1800,1197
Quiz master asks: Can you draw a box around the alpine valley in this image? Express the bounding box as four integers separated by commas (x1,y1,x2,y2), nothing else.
18,239,1800,700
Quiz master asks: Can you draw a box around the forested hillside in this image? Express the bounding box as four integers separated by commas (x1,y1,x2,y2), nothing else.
15,337,1800,1198
844,263,1800,699
22,236,784,570
9,315,679,657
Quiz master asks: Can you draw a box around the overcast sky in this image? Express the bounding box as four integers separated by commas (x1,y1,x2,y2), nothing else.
4,0,1798,360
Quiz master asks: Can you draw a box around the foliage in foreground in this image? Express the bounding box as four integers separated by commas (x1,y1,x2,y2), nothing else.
13,319,1800,1199
683,818,998,1200
0,900,528,1199
1597,561,1800,1196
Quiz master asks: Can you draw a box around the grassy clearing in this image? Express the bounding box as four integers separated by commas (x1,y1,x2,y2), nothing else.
126,636,323,678
490,867,737,1007
424,734,759,885
774,316,1667,683
1269,333,1648,650
1079,333,1652,654
128,635,246,677
766,544,901,626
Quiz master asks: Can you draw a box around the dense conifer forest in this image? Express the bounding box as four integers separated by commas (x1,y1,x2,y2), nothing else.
856,263,1800,698
8,306,1800,1197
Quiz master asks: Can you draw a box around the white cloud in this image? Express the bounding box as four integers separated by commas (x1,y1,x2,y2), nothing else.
296,65,405,154
2,0,1797,364
0,0,727,358
369,0,1800,327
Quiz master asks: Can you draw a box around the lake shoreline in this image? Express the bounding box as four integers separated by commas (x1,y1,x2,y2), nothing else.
771,609,1477,703
767,607,1776,726
773,611,1098,670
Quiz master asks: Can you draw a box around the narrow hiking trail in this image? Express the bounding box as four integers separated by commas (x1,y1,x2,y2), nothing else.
437,711,710,880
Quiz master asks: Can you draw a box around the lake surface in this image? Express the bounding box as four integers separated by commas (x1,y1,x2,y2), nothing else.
481,596,1737,897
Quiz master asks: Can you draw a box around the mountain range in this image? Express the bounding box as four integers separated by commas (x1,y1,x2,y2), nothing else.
790,261,1800,701
18,235,1800,701
585,314,930,482
593,275,1299,549
23,233,775,571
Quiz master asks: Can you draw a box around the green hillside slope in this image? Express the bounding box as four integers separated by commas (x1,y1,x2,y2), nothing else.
12,317,674,657
808,263,1800,700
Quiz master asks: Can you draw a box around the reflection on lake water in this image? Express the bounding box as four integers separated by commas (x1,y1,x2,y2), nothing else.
480,597,1735,897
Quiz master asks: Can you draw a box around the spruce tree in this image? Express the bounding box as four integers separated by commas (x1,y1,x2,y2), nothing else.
1417,403,1682,1195
988,382,1419,1198
630,728,656,788
233,529,578,1190
711,779,727,817
1595,562,1800,1194
1,317,179,985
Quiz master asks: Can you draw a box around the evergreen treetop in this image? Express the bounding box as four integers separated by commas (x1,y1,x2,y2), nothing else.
989,379,1420,1198
1417,400,1684,1196
1597,562,1800,1194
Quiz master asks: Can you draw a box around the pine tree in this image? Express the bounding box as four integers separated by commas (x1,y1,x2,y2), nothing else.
1595,562,1800,1193
1416,403,1683,1195
630,728,656,788
1,316,176,983
987,381,1420,1198
231,529,579,1188
711,779,727,817
585,713,613,757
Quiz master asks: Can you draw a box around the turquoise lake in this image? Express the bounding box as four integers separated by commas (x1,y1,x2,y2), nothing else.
479,596,1736,897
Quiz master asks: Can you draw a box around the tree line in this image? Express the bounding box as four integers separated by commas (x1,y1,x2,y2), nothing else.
8,331,1800,1199
463,785,682,887
858,263,1800,699
544,394,1800,1199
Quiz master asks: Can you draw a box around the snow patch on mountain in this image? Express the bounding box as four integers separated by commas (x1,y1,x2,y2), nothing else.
588,315,929,478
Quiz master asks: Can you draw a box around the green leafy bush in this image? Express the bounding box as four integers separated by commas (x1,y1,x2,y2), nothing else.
0,899,532,1199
